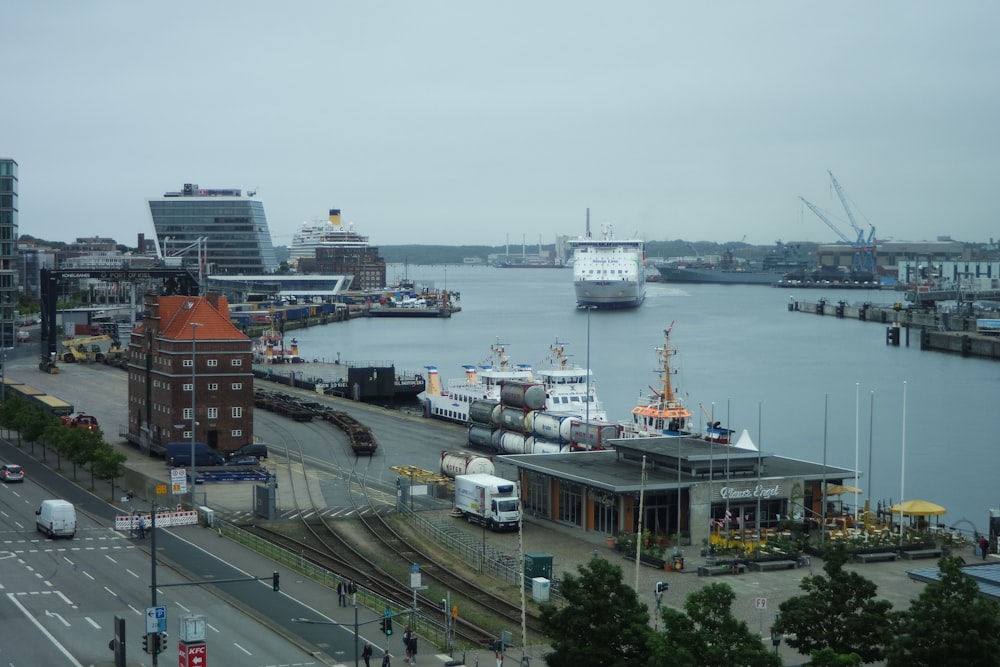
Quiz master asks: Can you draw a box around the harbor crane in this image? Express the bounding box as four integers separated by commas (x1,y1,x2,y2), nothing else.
799,171,877,275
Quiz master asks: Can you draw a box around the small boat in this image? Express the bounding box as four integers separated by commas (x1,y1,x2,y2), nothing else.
622,324,736,444
533,338,607,421
420,339,535,424
253,331,301,364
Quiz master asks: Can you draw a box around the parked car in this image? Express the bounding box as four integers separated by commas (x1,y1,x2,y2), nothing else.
227,443,269,460
224,456,259,467
16,331,30,343
0,463,24,482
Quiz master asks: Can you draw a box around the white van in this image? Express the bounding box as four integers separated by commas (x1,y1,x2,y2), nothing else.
35,499,77,538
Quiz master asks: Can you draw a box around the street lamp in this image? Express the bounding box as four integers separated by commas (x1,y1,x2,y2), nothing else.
189,322,202,509
585,305,595,426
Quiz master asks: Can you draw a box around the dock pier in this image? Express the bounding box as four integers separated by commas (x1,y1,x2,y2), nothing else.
789,298,1000,360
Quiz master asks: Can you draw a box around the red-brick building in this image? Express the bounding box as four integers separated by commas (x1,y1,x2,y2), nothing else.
126,293,253,456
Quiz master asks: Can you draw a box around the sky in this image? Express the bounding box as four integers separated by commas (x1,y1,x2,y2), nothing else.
4,2,999,248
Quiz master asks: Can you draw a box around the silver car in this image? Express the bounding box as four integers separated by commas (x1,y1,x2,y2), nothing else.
0,464,24,483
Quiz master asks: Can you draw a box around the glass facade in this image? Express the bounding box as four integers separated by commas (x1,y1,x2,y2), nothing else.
0,159,17,347
148,186,278,275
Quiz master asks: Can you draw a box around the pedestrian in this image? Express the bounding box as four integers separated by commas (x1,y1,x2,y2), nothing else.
137,514,147,539
980,535,989,560
348,579,358,606
381,649,391,667
337,579,347,606
409,636,417,665
402,625,412,663
362,642,373,667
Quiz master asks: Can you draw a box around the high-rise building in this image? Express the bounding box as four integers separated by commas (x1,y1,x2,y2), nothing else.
148,183,278,275
0,159,18,347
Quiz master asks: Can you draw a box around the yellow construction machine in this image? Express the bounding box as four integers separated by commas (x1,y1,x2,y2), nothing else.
59,335,123,363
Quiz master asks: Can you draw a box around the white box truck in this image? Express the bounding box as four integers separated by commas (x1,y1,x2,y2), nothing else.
453,473,521,531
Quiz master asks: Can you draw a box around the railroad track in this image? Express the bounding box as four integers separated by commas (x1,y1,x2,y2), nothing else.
248,401,547,649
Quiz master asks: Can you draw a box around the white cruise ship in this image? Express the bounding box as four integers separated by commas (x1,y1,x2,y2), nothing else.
289,209,370,268
566,213,646,309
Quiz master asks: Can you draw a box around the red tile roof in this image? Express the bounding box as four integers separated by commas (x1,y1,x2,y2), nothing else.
138,295,248,341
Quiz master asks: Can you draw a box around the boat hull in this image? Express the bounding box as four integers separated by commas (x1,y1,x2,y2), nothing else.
657,266,781,285
573,280,646,309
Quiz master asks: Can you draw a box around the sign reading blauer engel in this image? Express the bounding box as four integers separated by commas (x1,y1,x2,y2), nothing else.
719,484,783,500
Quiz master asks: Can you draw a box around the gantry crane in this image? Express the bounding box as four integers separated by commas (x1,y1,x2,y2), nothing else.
799,171,877,275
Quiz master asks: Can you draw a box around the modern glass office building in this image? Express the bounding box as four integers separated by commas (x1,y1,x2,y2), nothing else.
148,183,279,275
0,159,18,347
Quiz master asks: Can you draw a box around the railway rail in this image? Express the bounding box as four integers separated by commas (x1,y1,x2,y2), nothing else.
246,393,547,652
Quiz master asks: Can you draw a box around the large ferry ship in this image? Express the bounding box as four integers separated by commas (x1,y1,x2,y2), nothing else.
566,211,646,309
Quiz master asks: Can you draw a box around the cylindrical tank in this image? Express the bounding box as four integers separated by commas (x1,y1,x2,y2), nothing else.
469,399,501,426
569,419,623,449
530,439,563,454
527,411,573,442
440,450,495,478
500,381,546,411
497,431,532,454
499,406,528,433
467,424,497,450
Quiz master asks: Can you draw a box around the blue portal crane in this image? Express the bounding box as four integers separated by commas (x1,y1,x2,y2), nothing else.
799,171,877,275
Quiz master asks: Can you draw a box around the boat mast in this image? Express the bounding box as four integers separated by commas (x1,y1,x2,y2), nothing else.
656,322,680,409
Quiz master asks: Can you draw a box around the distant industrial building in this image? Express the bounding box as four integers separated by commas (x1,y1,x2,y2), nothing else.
148,183,279,276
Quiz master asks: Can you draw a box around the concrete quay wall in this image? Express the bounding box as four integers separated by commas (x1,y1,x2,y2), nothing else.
789,298,1000,360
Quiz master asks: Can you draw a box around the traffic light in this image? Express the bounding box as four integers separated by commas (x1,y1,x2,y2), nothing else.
384,617,393,636
156,632,168,654
150,633,161,655
379,618,386,634
142,633,149,654
655,581,668,594
272,571,280,591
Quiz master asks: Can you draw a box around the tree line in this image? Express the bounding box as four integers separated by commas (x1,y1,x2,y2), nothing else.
539,543,1000,666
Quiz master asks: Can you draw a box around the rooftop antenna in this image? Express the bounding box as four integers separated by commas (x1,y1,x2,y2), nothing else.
585,208,591,239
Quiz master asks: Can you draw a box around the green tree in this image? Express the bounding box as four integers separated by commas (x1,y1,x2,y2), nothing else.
657,583,781,667
92,444,128,499
539,558,655,667
887,556,1000,667
774,543,897,663
20,407,53,460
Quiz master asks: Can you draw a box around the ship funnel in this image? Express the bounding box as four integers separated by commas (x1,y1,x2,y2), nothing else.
463,365,479,385
425,366,441,396
329,208,342,227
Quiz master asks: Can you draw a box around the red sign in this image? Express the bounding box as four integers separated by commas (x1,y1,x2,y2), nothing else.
179,641,207,667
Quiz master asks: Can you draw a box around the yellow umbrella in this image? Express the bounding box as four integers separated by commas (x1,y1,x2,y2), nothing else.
888,499,947,516
826,483,863,496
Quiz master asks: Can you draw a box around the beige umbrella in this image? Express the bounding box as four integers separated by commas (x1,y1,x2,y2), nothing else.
888,499,947,516
826,483,863,496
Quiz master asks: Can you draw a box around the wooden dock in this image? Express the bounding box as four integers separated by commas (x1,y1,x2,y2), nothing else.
789,299,1000,360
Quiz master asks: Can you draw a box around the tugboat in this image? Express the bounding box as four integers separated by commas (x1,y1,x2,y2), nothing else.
622,323,695,438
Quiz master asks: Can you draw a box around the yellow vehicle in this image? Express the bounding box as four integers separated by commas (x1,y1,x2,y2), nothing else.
59,335,123,363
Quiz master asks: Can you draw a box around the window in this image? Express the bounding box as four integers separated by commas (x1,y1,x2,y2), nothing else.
182,430,193,440
207,359,218,367
183,359,193,367
182,408,193,419
231,429,242,437
232,407,243,418
183,383,193,392
208,383,218,391
232,382,242,390
207,407,218,419
231,359,242,366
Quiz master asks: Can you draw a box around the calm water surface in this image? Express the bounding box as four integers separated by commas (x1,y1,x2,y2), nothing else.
289,265,998,533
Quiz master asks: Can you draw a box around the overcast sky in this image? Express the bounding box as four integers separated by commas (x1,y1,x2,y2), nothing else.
5,2,999,248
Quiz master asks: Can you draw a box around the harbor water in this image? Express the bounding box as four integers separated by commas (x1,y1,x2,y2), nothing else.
288,264,996,534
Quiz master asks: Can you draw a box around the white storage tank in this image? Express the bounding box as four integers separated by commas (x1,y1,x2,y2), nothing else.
500,381,546,411
440,450,495,478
